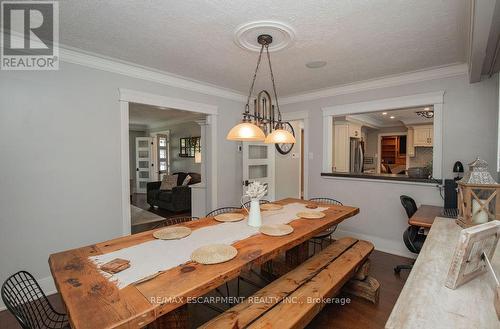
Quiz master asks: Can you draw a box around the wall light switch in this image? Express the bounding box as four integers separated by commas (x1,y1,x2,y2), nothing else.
309,152,314,160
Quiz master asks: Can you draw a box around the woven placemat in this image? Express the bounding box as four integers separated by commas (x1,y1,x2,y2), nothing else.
260,203,284,211
297,211,326,219
153,226,192,240
191,244,238,264
214,213,245,222
259,224,294,236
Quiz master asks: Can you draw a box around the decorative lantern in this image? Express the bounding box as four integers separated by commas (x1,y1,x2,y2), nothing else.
456,158,500,228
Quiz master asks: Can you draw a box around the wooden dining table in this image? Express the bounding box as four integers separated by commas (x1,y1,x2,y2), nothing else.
49,198,359,329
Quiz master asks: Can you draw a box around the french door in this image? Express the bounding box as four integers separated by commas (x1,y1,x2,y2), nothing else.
156,134,170,180
242,142,275,201
135,137,152,193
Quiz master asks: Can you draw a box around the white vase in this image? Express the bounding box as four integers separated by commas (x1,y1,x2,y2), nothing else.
246,198,262,228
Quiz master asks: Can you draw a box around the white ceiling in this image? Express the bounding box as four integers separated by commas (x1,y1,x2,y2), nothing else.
129,103,205,129
60,0,467,96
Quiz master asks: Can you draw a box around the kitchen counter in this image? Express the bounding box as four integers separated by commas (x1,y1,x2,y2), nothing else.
321,172,439,184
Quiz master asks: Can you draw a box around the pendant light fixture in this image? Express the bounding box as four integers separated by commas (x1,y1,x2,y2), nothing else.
226,34,295,144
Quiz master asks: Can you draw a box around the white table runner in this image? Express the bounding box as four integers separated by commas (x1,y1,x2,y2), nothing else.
90,203,328,288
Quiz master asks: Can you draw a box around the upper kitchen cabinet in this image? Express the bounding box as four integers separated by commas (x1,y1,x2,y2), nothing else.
349,122,362,138
413,125,433,147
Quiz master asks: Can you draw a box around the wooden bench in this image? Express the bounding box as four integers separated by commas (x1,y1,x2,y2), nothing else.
199,237,378,329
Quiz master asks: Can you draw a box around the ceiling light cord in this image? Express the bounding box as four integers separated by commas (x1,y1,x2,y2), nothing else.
245,44,265,116
265,44,282,124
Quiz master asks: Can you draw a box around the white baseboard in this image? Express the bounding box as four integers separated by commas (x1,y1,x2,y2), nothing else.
0,275,57,311
334,229,417,259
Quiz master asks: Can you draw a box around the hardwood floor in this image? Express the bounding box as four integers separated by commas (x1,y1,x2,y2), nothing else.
0,250,412,329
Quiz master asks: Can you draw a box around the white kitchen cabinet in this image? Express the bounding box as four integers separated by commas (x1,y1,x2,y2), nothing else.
333,124,349,172
349,122,362,138
413,125,433,147
407,127,415,156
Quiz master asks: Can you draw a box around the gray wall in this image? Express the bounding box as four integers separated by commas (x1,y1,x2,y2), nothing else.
151,122,202,174
275,120,302,200
282,74,499,256
0,62,244,301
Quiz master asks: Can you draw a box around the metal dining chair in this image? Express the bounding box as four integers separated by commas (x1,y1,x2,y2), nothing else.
241,199,270,209
308,197,343,253
205,207,242,307
1,271,70,329
152,216,199,229
206,207,242,217
205,206,269,301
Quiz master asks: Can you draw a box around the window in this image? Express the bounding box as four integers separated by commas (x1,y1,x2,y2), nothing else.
179,136,200,158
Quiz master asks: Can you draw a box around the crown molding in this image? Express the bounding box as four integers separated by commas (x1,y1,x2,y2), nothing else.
58,44,466,106
147,116,205,131
322,91,444,117
281,63,467,105
128,123,148,131
59,46,246,102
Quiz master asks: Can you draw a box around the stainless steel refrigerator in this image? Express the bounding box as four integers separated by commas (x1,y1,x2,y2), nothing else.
350,138,364,173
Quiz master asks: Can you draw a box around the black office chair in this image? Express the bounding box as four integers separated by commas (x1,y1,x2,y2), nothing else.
394,195,426,273
1,271,70,329
308,198,343,253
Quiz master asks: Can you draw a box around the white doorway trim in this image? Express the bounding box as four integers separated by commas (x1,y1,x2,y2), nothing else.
321,91,444,179
119,88,218,235
282,110,309,199
376,132,409,174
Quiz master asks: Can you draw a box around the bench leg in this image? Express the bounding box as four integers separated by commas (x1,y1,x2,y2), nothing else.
353,259,371,281
342,259,380,304
149,305,188,329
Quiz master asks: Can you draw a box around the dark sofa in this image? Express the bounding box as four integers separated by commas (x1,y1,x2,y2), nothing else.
146,172,201,212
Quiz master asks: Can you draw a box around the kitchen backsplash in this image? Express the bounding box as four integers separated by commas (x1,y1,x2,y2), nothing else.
409,147,433,168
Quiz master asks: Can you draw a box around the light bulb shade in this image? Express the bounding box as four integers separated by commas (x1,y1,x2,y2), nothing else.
264,128,296,144
226,122,265,141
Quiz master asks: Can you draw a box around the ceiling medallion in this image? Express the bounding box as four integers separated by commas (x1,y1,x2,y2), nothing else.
234,20,296,52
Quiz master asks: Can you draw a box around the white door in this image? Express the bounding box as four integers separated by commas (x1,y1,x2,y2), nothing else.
136,137,152,193
243,142,275,201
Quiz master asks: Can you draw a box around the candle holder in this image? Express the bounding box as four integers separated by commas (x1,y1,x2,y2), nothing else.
456,158,500,228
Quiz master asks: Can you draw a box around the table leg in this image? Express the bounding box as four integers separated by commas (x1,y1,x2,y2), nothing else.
261,241,310,279
285,241,309,267
149,305,188,329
